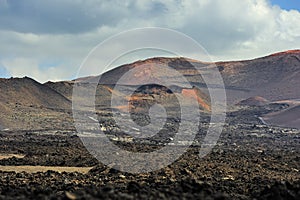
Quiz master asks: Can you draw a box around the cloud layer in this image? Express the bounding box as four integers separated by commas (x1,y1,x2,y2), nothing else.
0,0,299,82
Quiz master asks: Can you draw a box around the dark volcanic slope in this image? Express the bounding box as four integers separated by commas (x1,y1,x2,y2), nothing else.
237,96,269,106
44,81,74,100
218,49,300,102
263,104,300,129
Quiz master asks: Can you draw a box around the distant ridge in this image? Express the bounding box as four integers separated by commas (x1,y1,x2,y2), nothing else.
0,77,71,130
0,77,70,108
268,49,300,57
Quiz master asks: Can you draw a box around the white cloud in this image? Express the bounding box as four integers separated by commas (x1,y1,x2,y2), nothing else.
0,0,299,82
1,58,73,83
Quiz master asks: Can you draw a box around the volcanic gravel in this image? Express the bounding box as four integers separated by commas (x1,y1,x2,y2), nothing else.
0,105,299,199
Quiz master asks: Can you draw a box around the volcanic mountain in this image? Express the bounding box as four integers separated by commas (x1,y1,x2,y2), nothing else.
0,49,299,130
75,49,300,104
69,49,299,128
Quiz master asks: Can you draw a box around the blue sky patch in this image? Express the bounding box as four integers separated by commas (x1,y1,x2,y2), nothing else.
270,0,300,11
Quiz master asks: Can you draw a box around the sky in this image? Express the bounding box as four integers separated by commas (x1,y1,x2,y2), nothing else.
0,0,299,83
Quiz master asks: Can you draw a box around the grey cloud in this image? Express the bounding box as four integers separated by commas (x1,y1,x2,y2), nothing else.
0,0,119,34
0,0,168,34
0,0,299,82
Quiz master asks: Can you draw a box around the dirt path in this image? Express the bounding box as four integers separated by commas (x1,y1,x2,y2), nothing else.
0,154,25,159
0,166,93,174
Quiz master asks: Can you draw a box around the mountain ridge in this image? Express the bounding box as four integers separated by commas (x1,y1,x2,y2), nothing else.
0,49,299,130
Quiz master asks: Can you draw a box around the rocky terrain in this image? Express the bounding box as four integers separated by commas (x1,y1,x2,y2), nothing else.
0,50,299,199
0,103,299,199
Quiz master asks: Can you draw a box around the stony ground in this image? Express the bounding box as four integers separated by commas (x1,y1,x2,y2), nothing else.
0,105,299,199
